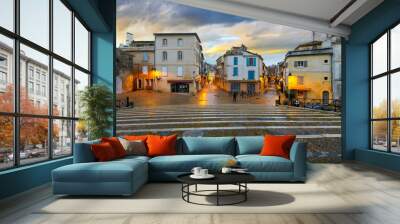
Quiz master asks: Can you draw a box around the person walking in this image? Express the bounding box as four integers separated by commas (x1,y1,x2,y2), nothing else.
233,91,238,102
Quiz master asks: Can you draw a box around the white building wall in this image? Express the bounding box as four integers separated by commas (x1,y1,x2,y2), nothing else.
224,54,262,81
154,34,202,93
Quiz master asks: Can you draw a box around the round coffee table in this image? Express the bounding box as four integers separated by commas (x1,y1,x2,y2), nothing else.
177,173,255,206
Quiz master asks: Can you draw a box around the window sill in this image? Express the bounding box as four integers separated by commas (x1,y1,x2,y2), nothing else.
0,156,72,176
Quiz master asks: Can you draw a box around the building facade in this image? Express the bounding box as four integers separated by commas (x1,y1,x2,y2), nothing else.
154,33,203,94
0,41,73,154
283,41,334,104
215,45,264,94
117,39,156,93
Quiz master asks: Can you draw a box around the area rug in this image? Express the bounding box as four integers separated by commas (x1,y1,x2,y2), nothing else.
37,183,361,214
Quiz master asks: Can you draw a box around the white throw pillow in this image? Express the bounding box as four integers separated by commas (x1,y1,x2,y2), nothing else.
119,138,147,156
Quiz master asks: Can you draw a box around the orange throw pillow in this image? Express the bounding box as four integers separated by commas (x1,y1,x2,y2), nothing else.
260,135,296,159
124,135,148,141
91,142,117,162
101,137,126,158
146,135,177,157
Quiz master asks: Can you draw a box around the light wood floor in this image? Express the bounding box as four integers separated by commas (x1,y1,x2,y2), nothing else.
1,162,400,224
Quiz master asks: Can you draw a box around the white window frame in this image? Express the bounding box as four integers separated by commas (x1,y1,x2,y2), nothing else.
162,66,168,77
177,66,183,77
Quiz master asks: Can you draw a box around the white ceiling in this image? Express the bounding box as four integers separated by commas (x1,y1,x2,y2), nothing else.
228,0,352,22
169,0,384,37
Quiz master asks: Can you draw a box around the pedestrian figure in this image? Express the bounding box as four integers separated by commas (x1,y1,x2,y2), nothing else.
233,92,238,102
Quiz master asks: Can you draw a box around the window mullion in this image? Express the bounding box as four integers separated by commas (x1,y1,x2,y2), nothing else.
71,10,76,154
387,30,391,153
13,0,21,167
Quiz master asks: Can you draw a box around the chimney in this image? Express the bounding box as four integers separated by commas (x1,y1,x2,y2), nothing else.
126,32,134,46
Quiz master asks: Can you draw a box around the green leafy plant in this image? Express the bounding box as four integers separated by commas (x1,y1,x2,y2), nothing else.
79,84,113,140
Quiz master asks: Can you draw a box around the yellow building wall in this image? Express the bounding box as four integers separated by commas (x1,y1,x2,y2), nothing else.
286,54,332,100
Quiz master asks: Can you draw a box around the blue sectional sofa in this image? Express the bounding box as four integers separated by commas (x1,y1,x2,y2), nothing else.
52,136,307,196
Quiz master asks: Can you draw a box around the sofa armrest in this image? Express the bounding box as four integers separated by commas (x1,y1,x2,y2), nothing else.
73,140,100,163
289,142,307,181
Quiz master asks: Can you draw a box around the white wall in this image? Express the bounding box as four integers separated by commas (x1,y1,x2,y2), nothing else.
224,54,262,81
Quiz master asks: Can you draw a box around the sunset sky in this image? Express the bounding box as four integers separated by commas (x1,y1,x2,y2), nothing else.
117,0,324,66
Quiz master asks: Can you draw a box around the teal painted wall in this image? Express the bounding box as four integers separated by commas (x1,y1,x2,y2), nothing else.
91,0,116,135
344,0,400,171
0,158,72,199
0,0,116,200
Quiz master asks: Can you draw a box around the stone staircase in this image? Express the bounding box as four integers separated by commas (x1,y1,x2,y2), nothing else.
117,104,342,162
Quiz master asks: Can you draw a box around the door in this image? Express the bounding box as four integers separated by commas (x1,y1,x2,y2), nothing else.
138,79,142,89
322,91,329,105
247,83,255,95
230,82,240,93
171,83,189,93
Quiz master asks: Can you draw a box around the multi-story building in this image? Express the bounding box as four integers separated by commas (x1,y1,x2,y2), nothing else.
0,41,73,150
154,33,203,94
283,41,334,103
215,45,264,94
117,35,156,92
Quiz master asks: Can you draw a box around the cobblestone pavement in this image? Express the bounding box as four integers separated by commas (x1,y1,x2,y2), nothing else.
117,93,342,162
117,84,278,107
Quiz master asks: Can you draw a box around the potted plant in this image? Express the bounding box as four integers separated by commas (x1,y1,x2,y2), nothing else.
79,84,113,140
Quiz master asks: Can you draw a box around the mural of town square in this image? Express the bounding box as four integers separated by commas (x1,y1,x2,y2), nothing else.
115,0,342,162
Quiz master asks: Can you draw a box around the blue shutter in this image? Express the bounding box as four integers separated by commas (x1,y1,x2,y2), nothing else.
233,67,238,76
233,57,238,65
248,71,255,80
246,57,250,66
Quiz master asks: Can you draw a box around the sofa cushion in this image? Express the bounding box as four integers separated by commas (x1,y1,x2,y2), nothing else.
119,138,147,156
149,154,235,172
91,142,118,162
182,137,235,155
147,135,177,157
236,155,293,172
101,137,127,158
53,159,147,183
260,135,296,159
235,136,264,155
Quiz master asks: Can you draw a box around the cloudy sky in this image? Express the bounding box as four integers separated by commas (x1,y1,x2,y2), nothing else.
117,0,322,66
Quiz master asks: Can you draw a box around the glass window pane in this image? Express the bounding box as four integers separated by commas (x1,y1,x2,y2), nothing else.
20,44,49,115
53,119,72,157
372,33,387,76
75,18,89,70
391,24,400,70
53,0,72,60
74,69,89,118
53,59,72,117
20,0,49,49
372,121,388,151
0,0,14,31
391,72,400,118
0,116,14,170
0,35,14,112
391,120,400,153
75,120,88,143
20,117,49,165
372,76,387,119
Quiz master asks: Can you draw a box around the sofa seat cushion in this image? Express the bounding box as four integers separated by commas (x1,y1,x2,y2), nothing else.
149,155,235,172
236,155,293,172
53,159,147,183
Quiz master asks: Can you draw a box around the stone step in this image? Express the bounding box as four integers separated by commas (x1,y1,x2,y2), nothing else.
116,125,341,136
117,117,341,123
117,120,342,129
117,113,340,119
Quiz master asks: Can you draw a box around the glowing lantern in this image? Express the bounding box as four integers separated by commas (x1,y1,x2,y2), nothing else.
288,75,298,90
